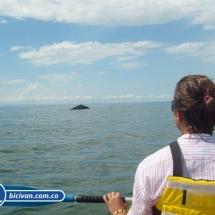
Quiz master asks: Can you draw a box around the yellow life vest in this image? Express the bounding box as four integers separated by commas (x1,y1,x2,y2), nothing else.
153,141,215,215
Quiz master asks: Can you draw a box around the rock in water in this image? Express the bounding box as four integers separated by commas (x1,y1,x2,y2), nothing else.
70,104,90,110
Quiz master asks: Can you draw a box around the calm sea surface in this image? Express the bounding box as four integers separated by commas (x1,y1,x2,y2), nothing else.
0,102,180,214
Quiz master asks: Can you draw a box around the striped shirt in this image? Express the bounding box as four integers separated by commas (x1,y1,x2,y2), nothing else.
127,134,215,215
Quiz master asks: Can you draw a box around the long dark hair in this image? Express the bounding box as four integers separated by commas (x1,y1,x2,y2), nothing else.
173,75,215,135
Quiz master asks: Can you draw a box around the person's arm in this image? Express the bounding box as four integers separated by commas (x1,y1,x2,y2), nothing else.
128,164,154,215
103,165,153,215
103,192,127,215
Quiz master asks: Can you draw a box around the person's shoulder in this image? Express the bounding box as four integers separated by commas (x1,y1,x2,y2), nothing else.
138,145,172,169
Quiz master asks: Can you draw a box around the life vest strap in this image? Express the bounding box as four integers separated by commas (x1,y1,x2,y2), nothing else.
169,141,183,177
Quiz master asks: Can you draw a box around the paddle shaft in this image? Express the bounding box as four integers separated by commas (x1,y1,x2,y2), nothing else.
2,185,132,207
69,195,132,203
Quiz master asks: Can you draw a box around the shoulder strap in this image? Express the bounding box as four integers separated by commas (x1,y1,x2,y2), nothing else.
169,141,183,177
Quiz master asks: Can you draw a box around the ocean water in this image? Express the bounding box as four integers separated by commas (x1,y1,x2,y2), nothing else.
0,102,180,215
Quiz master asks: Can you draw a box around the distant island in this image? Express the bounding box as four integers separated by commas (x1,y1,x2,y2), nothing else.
70,104,90,110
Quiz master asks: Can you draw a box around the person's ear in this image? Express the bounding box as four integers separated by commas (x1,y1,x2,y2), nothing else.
176,109,183,121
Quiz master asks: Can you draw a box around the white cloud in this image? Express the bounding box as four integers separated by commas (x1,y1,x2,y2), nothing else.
18,82,41,101
166,42,205,55
0,83,44,103
10,46,25,51
0,19,7,24
166,41,215,62
17,41,162,66
97,71,108,76
107,94,171,100
73,95,96,100
10,46,34,51
38,71,106,82
149,94,171,98
0,0,214,29
38,72,80,82
40,95,96,101
0,88,171,103
115,56,137,62
107,94,143,99
0,78,28,84
117,62,148,68
190,1,215,30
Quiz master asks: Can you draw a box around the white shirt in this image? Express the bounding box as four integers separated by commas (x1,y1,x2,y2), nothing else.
127,134,215,215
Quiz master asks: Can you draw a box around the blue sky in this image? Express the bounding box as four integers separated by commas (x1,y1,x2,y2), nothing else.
0,0,215,104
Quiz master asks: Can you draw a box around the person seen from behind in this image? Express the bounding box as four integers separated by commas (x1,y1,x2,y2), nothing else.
103,75,215,215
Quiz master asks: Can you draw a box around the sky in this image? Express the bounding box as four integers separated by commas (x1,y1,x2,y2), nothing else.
0,0,215,104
